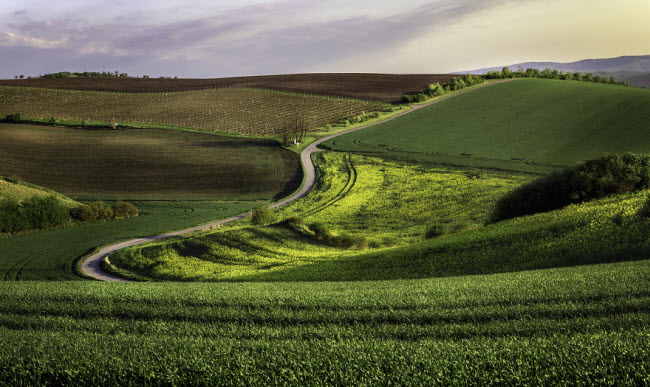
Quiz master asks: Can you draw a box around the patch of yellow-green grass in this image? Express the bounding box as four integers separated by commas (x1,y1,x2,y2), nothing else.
0,177,79,207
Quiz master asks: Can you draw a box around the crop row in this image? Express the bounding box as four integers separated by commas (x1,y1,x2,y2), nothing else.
0,260,648,384
0,86,390,135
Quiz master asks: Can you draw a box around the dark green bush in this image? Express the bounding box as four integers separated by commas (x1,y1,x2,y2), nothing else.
638,195,650,219
0,198,28,233
0,195,70,233
308,222,331,240
492,153,650,222
425,224,445,239
70,201,114,222
283,217,305,229
250,206,276,225
332,234,368,249
113,202,139,218
5,113,22,122
23,196,70,228
382,237,398,247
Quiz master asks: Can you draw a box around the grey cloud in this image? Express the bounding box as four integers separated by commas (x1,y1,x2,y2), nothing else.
0,0,521,77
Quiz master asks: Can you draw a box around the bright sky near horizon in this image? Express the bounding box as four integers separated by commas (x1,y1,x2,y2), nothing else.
0,0,648,78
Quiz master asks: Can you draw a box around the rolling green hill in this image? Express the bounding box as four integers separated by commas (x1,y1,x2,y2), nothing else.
324,79,650,172
109,153,650,282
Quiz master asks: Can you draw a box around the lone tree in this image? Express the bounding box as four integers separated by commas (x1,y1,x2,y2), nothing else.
279,114,310,147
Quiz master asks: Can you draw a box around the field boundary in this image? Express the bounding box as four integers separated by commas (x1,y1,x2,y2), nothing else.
81,79,514,281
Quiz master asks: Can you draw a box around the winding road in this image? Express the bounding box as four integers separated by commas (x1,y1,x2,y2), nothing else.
81,81,506,281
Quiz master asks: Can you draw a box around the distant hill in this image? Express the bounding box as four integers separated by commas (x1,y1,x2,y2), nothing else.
458,55,650,87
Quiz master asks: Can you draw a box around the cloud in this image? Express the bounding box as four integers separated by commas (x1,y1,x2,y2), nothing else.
0,0,521,77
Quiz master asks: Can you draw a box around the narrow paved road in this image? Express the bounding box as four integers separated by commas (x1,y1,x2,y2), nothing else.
81,81,507,281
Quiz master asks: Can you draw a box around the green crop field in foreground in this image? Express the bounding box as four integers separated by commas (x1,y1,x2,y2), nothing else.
0,124,300,200
111,153,650,281
0,260,648,384
324,79,650,172
0,200,257,280
0,85,388,135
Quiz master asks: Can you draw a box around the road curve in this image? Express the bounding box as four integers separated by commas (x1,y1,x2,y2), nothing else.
81,81,507,281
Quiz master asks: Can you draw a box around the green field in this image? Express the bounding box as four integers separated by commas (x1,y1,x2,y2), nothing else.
0,260,647,384
109,153,530,280
0,200,257,280
324,79,650,172
2,75,650,384
0,86,389,135
0,124,300,200
110,153,650,281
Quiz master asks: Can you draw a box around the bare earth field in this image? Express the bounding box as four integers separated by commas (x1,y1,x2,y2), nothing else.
0,73,455,103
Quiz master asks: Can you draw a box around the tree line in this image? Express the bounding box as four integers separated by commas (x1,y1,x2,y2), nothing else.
401,74,486,103
484,67,629,85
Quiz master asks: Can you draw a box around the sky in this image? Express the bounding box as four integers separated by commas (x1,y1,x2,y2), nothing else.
0,0,648,79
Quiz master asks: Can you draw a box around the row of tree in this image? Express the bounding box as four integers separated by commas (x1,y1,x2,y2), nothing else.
484,67,629,85
401,74,485,103
12,72,180,79
40,71,130,78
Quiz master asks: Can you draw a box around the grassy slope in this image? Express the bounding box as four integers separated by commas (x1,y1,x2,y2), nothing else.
0,86,388,136
112,190,650,282
109,153,531,280
277,152,531,242
0,201,258,280
0,124,300,200
324,79,650,172
0,177,79,207
110,153,650,282
0,260,648,384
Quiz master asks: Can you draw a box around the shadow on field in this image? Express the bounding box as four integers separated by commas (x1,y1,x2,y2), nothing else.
235,236,650,282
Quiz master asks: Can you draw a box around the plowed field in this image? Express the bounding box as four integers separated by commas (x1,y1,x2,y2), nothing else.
0,73,455,103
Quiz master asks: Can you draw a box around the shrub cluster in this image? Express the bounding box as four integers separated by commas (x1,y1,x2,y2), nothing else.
113,202,139,218
491,153,650,222
638,195,650,219
425,224,445,239
4,112,22,122
484,67,628,86
69,201,138,222
251,206,277,225
0,196,70,233
39,71,130,78
307,222,368,249
401,74,485,103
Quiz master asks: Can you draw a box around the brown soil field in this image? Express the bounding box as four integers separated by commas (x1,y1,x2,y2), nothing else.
0,73,455,103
